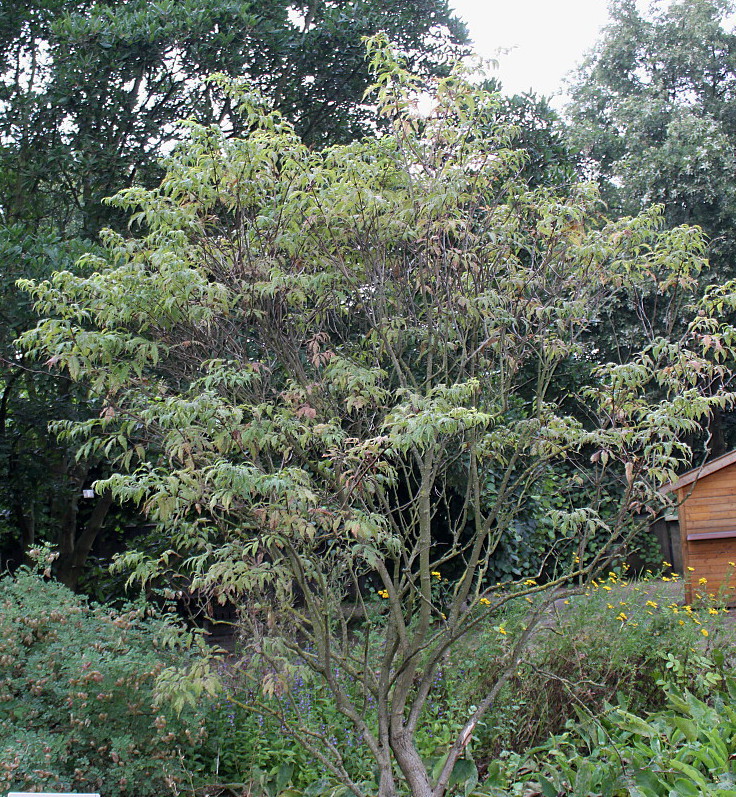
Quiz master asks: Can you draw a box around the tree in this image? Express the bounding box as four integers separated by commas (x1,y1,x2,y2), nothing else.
19,41,736,797
1,0,468,238
0,0,469,584
567,0,736,269
566,0,736,456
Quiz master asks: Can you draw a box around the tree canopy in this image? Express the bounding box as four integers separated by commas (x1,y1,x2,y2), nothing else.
1,0,468,238
566,0,736,456
567,0,736,270
0,0,468,584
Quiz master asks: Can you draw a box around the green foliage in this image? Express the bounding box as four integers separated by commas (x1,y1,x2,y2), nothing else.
566,0,736,413
0,0,468,237
0,0,468,591
0,227,100,574
0,564,205,794
468,573,728,759
193,574,736,796
203,670,376,790
483,83,578,190
486,682,736,797
567,0,736,270
18,45,736,797
201,622,488,793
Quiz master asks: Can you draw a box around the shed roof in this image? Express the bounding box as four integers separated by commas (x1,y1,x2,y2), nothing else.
662,449,736,494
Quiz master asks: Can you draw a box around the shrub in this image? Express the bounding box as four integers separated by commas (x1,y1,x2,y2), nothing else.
480,683,736,797
463,572,731,761
0,567,205,795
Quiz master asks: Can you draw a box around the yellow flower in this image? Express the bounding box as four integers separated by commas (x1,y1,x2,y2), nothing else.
709,608,719,615
378,589,389,599
479,597,491,606
663,561,672,568
524,579,537,586
602,584,612,591
646,600,658,608
687,567,695,572
431,571,441,580
730,562,736,568
617,612,627,622
497,624,507,636
679,620,685,625
441,612,447,620
699,577,708,585
701,628,709,637
607,603,615,610
525,597,533,604
662,576,671,582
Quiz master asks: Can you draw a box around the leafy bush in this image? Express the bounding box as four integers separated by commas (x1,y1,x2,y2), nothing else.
478,683,736,797
0,567,205,795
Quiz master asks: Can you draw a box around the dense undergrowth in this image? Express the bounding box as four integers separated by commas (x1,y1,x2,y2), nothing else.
199,570,736,795
3,566,736,796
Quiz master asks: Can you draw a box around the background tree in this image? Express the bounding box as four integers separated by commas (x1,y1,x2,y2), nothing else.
1,0,468,237
567,0,736,270
0,0,468,585
566,0,736,457
20,45,736,796
484,81,578,190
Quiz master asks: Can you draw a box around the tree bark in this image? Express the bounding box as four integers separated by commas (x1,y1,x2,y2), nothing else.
391,729,433,797
56,489,113,590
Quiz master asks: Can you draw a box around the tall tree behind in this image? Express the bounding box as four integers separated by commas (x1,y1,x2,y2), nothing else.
0,0,468,587
567,0,736,269
565,0,736,457
483,81,578,190
1,0,468,237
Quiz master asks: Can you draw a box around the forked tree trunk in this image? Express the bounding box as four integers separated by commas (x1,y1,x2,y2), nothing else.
56,489,113,590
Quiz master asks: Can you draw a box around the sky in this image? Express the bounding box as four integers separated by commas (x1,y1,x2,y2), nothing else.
448,0,616,103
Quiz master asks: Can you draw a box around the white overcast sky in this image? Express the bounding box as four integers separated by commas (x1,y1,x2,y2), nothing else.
448,0,619,103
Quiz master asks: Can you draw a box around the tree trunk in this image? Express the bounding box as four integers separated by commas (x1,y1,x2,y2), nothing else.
707,409,726,460
376,750,397,797
391,729,433,797
56,490,113,590
14,500,35,563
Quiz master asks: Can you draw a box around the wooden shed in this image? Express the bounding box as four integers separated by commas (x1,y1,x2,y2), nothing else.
664,450,736,605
